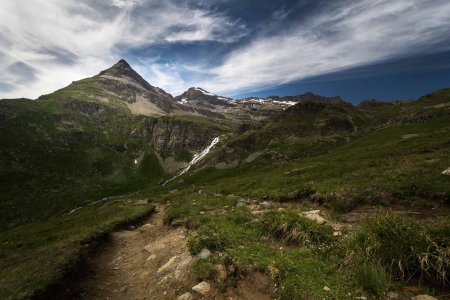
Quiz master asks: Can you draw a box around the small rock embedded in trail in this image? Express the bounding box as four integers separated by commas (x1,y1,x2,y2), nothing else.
177,291,194,300
192,281,211,295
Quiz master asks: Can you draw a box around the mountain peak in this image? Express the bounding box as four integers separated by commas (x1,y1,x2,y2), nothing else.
99,59,136,77
97,59,162,94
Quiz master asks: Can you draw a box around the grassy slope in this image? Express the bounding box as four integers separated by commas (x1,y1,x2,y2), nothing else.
171,110,449,210
0,76,233,230
0,88,448,299
152,90,450,298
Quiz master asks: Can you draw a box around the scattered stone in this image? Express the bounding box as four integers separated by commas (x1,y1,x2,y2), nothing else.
332,231,342,237
260,201,272,209
401,134,420,140
197,248,211,259
198,190,203,195
355,297,367,300
277,207,285,212
111,267,120,270
157,256,178,273
146,254,157,262
441,167,450,176
301,210,326,225
139,271,150,279
214,264,227,282
386,291,399,299
200,211,205,215
128,225,135,230
411,295,438,300
192,281,211,295
119,286,128,292
236,201,247,208
177,292,193,300
323,286,331,291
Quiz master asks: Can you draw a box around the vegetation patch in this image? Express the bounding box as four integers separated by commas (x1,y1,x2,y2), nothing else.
348,213,449,286
258,210,334,245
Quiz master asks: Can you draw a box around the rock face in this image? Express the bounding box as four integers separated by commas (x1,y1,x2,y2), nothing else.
147,117,221,157
97,59,179,114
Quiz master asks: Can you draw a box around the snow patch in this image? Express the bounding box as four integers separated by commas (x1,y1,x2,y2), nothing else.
271,100,297,106
194,87,215,96
163,136,220,186
180,98,188,104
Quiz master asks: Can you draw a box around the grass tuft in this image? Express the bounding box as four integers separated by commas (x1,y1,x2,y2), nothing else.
356,262,390,295
258,210,333,245
349,213,449,285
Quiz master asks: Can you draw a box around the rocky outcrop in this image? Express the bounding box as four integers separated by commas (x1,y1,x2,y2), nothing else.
145,117,222,158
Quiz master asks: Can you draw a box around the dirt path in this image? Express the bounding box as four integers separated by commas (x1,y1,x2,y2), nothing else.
77,204,196,299
68,204,275,300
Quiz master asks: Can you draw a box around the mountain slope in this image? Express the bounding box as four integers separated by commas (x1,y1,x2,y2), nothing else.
0,60,232,230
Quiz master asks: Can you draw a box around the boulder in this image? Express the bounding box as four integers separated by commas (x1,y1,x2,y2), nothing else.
260,201,272,209
197,248,211,259
386,291,399,299
411,295,438,300
301,210,326,225
236,201,247,208
192,281,210,295
441,167,450,175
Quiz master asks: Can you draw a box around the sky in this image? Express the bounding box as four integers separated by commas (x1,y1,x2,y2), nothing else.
1,0,450,103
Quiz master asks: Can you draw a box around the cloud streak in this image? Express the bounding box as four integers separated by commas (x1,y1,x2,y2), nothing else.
0,0,245,98
0,0,449,99
196,0,450,95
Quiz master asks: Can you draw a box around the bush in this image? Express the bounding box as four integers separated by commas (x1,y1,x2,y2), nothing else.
192,259,214,281
356,262,390,295
349,214,449,285
187,225,230,255
258,210,333,245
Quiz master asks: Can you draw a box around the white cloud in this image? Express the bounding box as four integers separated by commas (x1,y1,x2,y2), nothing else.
0,0,245,98
1,0,449,99
196,0,450,95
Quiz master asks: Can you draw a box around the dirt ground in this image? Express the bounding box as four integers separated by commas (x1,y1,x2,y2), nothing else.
69,205,274,300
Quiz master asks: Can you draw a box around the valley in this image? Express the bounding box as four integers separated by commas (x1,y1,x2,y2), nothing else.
0,60,449,300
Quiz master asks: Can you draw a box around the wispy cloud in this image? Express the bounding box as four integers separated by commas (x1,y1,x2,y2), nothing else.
1,0,449,99
0,0,245,98
196,0,450,95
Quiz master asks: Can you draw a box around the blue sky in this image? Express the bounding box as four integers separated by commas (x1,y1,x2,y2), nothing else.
1,0,450,103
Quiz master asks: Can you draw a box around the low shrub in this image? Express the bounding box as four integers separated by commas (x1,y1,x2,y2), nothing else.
192,259,214,281
258,210,333,245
